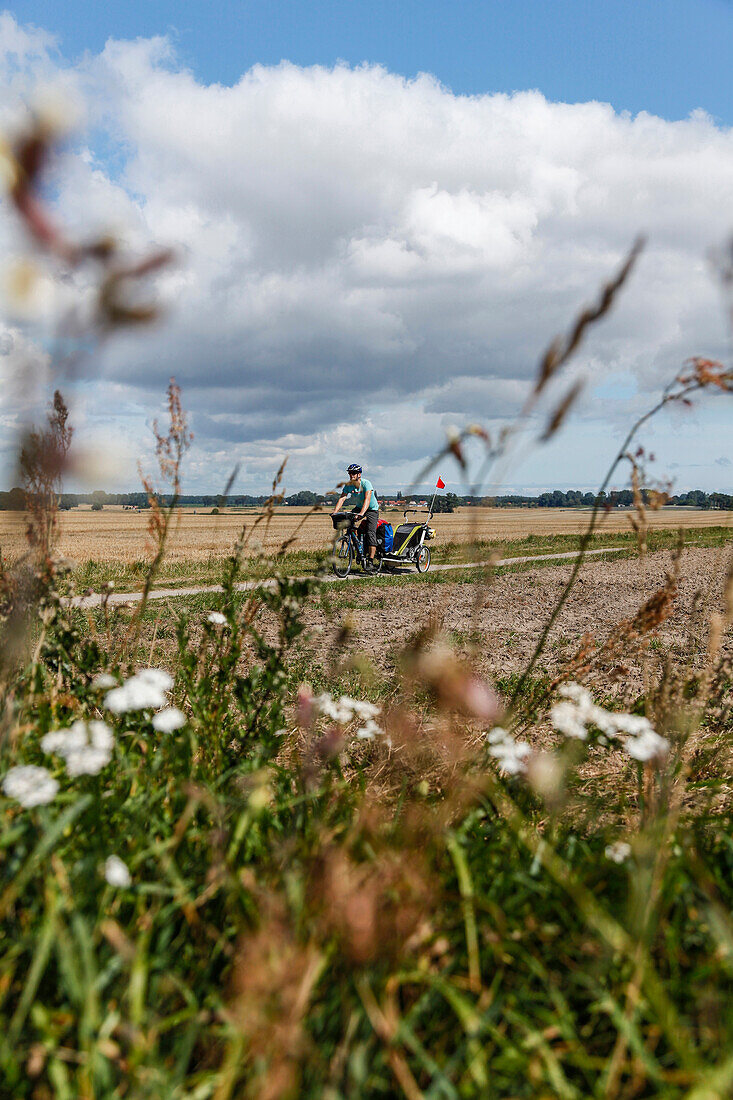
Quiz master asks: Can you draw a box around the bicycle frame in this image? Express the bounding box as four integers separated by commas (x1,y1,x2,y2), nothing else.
346,522,368,565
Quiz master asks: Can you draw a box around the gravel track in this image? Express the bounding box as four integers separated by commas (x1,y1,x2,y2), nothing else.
71,546,625,609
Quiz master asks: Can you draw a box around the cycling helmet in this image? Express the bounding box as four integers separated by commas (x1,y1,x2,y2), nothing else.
347,463,362,476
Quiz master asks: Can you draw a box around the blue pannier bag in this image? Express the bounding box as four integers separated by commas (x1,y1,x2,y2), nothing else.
377,521,393,553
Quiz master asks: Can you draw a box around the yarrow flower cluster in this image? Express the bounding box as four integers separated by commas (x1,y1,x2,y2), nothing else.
605,841,632,864
550,683,669,763
105,668,174,713
313,692,380,723
2,765,59,807
356,719,383,741
486,727,531,775
41,720,114,776
311,692,387,741
152,707,187,732
207,611,226,626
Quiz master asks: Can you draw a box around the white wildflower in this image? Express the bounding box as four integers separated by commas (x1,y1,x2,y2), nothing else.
88,720,114,751
41,720,114,776
41,724,87,756
558,682,593,708
486,726,511,745
105,683,160,713
605,841,632,864
612,714,655,737
349,698,381,721
624,728,669,763
356,719,383,741
135,668,174,692
104,855,131,888
551,687,668,763
105,669,171,713
207,611,226,625
312,693,382,728
66,747,113,777
3,765,59,808
313,693,353,724
152,707,187,732
312,692,334,716
584,705,620,736
550,701,588,740
38,730,64,755
91,672,117,690
489,738,531,775
555,685,633,738
335,704,355,724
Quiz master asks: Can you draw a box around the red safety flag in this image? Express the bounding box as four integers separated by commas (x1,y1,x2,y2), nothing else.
436,477,445,489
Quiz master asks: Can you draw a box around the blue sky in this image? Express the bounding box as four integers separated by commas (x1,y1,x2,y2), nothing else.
11,0,733,122
0,4,732,495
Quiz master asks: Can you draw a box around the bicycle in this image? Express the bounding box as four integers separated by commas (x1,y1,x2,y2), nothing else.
331,513,383,578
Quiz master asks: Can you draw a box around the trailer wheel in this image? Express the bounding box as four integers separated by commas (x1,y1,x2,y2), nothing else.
416,546,431,573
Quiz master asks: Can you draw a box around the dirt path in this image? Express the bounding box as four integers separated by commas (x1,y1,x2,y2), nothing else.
71,546,625,608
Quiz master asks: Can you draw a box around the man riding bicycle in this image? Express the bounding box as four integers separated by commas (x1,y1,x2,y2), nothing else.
332,463,380,573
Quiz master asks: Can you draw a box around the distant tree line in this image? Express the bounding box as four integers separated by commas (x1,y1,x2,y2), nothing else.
475,489,733,510
0,489,276,511
0,486,730,511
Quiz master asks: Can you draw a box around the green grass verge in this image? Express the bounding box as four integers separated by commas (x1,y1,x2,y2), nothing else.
65,525,733,599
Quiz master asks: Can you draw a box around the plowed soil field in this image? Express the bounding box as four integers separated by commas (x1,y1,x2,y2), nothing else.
308,545,733,702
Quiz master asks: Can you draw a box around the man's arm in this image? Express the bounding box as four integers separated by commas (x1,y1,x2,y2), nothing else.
358,489,373,516
332,494,347,514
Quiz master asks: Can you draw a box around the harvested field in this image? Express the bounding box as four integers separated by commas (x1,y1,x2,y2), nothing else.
1,505,730,565
116,544,733,716
303,544,733,704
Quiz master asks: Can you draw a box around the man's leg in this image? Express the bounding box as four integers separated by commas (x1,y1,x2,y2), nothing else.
366,512,378,562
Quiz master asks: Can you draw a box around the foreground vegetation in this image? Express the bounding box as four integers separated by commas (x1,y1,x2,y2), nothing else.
3,507,733,1097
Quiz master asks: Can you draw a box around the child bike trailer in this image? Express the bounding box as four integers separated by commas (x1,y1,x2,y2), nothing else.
379,510,434,573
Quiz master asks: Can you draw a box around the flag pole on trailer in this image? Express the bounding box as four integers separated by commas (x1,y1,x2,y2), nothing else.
424,477,442,519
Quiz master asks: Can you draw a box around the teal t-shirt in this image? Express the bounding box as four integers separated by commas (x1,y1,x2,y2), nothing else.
342,478,379,512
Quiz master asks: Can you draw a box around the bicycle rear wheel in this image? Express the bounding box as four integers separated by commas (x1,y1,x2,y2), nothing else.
333,535,353,577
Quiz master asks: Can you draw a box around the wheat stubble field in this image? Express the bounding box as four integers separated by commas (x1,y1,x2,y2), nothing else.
1,505,730,566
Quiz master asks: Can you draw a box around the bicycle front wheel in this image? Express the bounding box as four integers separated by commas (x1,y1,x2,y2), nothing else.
333,535,353,577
